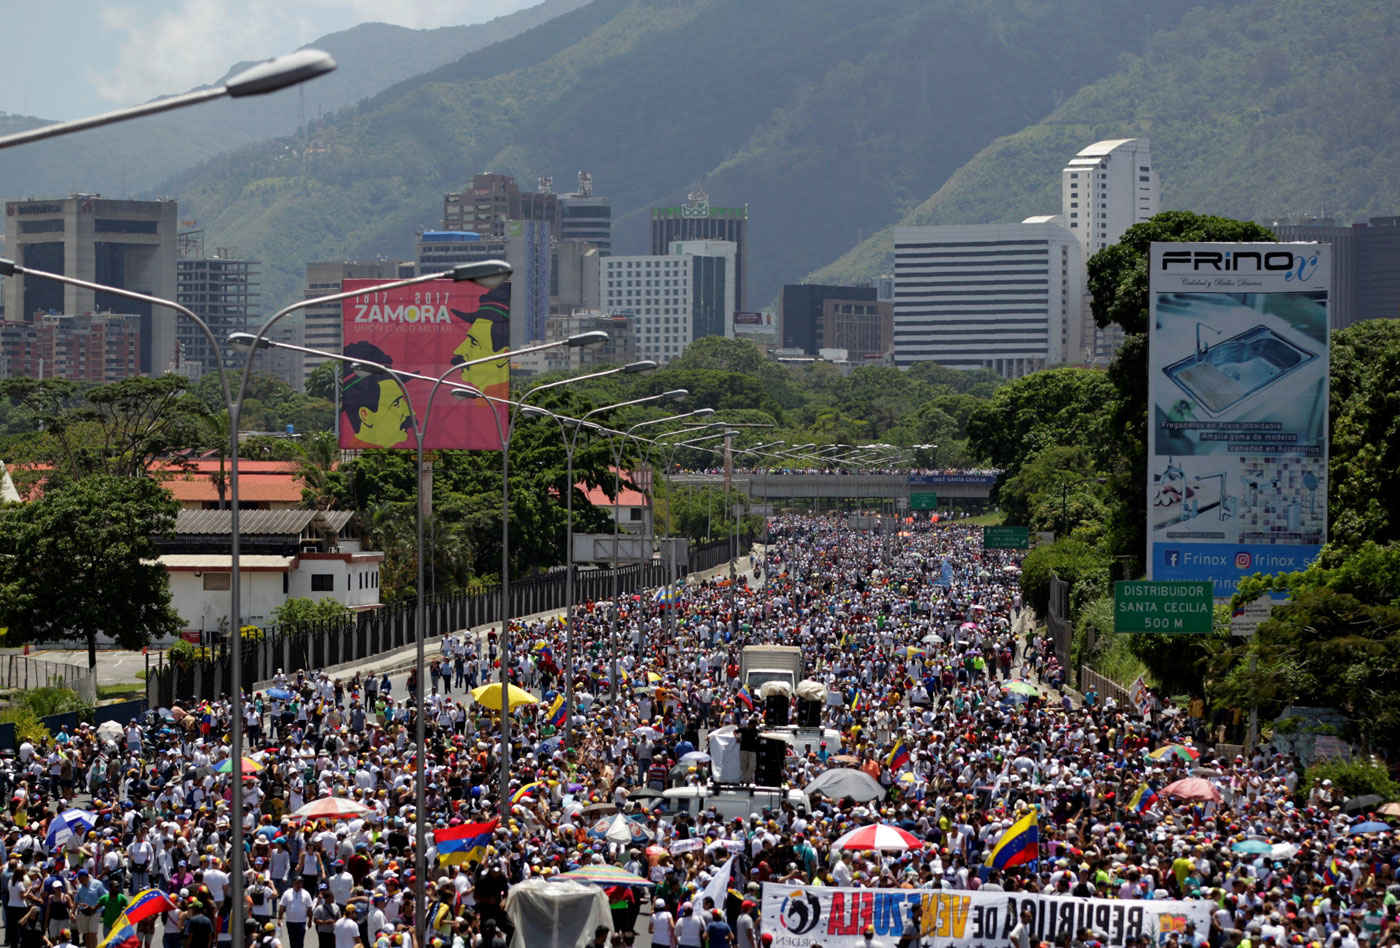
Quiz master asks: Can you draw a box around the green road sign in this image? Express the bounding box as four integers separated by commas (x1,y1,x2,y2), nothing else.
910,492,938,510
1114,581,1214,634
983,525,1030,549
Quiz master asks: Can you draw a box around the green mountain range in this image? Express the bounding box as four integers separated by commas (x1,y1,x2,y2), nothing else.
22,0,1398,320
0,0,588,200
809,0,1400,287
150,0,1218,311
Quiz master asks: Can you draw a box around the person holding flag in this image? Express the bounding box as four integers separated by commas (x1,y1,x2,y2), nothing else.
984,808,1039,873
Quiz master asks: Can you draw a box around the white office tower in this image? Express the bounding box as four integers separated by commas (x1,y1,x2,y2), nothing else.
892,220,1084,378
1061,139,1159,360
596,239,736,364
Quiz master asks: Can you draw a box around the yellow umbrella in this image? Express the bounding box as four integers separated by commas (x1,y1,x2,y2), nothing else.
471,682,537,712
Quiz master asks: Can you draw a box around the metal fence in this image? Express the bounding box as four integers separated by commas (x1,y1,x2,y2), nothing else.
0,654,97,705
147,534,752,707
1077,665,1134,709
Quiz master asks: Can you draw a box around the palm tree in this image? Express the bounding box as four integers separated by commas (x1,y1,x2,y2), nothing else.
295,430,340,510
199,410,233,509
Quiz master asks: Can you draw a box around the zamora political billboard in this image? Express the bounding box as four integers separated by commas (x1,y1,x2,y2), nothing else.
761,884,1213,948
339,279,511,451
1147,242,1329,597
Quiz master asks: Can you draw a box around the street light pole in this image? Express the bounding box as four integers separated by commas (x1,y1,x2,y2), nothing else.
607,409,715,702
519,386,685,746
0,49,337,150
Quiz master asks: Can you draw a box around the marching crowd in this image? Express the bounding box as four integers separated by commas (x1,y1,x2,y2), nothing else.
0,515,1391,948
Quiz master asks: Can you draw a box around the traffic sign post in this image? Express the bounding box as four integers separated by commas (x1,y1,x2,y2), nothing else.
910,492,938,510
1114,581,1214,634
983,525,1030,549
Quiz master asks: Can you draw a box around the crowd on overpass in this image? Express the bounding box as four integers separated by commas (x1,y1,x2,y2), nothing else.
0,515,1385,948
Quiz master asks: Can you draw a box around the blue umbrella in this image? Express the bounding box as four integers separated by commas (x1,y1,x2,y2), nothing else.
45,808,97,849
1231,839,1273,854
265,687,293,700
1349,821,1391,835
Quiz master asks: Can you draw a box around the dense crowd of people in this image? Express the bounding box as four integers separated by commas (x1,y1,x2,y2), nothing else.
0,515,1389,948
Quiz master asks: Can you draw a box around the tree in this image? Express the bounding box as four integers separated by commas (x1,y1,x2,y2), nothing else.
1216,543,1400,750
271,596,351,629
0,475,183,668
965,368,1115,481
1328,320,1400,550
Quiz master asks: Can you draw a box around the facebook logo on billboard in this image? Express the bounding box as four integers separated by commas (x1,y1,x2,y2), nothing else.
1163,549,1182,567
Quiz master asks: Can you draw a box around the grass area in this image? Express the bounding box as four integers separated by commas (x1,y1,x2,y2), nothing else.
962,511,1006,526
97,683,145,700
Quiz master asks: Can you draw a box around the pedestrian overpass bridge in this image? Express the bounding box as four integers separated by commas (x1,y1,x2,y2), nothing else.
666,472,997,506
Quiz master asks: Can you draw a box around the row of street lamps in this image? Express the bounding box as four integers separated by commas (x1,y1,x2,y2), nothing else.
0,46,938,940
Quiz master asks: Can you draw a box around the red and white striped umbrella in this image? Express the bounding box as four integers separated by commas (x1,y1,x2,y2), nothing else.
832,823,924,852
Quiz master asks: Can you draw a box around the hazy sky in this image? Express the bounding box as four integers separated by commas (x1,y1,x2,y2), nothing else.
1,0,540,120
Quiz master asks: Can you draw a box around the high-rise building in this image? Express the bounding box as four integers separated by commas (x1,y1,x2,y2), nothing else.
779,284,878,354
415,222,551,347
816,298,893,363
2,195,178,374
302,260,406,387
1270,216,1400,329
559,171,611,255
598,240,737,364
0,311,142,383
551,240,601,315
176,253,258,375
892,220,1084,378
543,312,639,371
442,173,561,238
1061,139,1158,360
651,190,748,309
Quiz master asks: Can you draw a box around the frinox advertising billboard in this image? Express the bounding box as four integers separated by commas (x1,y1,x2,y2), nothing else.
1147,242,1329,596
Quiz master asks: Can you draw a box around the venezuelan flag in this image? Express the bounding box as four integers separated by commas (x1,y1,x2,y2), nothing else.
984,810,1039,871
435,819,498,867
850,689,863,711
886,741,911,770
1128,784,1159,813
545,694,567,728
736,685,754,710
123,890,177,925
511,781,545,806
1322,857,1342,886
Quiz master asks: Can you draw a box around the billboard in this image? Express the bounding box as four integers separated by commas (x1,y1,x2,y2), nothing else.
1147,242,1329,596
339,279,510,450
761,883,1213,948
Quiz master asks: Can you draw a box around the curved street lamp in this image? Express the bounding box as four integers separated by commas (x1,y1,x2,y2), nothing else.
0,49,337,150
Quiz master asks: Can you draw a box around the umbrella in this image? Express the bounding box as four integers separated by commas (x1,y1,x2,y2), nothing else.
902,646,926,658
1231,839,1273,854
633,727,662,739
95,721,124,742
553,865,655,887
580,802,618,817
1147,744,1201,761
1002,681,1042,697
629,788,664,800
470,682,537,712
1271,842,1300,859
45,808,98,849
1380,803,1400,818
832,823,924,852
805,769,886,802
679,751,711,765
1161,777,1221,803
1349,821,1391,835
1343,794,1384,813
293,797,371,820
216,757,264,774
589,813,651,845
265,687,293,701
921,634,945,645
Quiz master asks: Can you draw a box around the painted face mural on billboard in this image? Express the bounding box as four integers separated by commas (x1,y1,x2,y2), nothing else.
340,280,511,451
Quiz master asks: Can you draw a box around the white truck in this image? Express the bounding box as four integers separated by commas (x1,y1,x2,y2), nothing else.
738,645,804,692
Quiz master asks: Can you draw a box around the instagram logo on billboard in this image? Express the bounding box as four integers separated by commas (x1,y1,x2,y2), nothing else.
1234,552,1252,569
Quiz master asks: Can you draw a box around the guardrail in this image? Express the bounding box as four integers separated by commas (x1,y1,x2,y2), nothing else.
1077,665,1134,709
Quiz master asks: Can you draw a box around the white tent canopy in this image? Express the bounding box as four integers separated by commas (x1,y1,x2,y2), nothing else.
505,878,611,948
